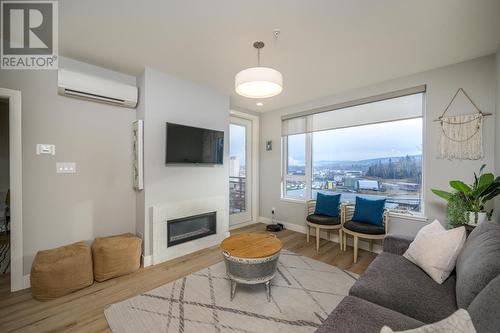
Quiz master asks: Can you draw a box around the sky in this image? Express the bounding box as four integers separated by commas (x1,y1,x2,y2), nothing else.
230,123,246,165
230,117,422,167
289,118,422,165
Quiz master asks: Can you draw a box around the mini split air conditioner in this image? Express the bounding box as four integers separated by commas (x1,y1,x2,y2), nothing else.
58,69,138,108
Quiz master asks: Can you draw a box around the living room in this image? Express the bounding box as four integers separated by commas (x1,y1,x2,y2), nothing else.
0,1,499,332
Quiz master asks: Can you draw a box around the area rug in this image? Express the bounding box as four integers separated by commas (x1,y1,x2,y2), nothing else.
105,250,358,333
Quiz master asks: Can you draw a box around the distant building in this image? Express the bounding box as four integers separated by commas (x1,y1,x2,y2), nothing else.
229,156,240,177
357,179,379,191
343,176,358,189
396,182,419,192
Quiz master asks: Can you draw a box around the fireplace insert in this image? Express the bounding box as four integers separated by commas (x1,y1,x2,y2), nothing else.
167,211,217,247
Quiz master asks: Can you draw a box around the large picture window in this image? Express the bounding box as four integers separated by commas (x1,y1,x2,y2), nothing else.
282,90,424,214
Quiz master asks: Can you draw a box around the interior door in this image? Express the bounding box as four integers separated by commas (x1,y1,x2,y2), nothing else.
229,116,252,226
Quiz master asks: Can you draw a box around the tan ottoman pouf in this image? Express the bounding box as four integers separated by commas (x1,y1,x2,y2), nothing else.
31,241,94,301
92,233,142,282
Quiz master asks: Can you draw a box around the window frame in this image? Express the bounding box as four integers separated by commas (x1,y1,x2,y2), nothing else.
281,109,425,217
281,134,312,200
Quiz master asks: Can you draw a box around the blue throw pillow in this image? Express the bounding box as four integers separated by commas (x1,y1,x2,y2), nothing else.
314,193,341,217
352,196,386,226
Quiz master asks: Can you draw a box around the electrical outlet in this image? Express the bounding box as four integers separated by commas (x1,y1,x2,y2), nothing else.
37,144,55,155
56,162,76,174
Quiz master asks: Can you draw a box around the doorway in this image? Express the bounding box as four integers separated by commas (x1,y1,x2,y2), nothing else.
229,116,252,226
229,111,260,227
0,88,22,292
0,99,9,289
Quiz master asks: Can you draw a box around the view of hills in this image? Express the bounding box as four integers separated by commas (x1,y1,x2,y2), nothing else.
311,154,422,170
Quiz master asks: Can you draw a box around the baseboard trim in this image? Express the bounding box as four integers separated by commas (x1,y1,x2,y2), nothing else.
142,255,153,268
229,220,259,231
258,216,382,254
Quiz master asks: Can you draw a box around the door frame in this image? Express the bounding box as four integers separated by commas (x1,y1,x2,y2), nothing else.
229,116,252,225
0,88,23,292
229,110,259,229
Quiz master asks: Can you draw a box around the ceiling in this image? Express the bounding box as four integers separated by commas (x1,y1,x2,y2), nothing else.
59,0,500,112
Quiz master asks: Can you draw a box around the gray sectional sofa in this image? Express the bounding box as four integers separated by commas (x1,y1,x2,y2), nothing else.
316,221,500,333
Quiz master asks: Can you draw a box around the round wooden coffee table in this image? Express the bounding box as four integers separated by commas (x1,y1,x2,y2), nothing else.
220,233,283,301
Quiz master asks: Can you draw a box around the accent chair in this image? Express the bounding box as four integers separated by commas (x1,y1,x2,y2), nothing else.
341,202,389,263
305,199,343,252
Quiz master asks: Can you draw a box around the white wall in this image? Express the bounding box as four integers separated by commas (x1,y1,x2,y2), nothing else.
496,48,500,223
138,68,229,256
135,72,146,252
259,55,497,236
0,58,138,274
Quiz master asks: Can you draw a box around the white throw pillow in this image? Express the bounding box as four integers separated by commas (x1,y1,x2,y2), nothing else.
380,309,476,333
403,219,466,284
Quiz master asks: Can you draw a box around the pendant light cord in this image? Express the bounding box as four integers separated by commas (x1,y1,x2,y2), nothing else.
253,41,264,67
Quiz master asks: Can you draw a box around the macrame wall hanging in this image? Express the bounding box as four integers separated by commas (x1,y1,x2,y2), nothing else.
436,88,491,160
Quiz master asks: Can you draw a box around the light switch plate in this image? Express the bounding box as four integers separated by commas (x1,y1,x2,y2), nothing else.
37,144,56,155
56,162,76,174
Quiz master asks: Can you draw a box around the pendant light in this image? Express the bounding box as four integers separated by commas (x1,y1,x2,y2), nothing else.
235,41,283,98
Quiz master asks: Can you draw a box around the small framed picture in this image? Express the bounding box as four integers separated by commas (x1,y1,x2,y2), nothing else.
266,140,272,151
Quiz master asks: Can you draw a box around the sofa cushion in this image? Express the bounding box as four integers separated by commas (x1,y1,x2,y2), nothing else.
344,220,385,235
455,221,500,308
314,192,341,217
467,274,500,333
383,234,414,255
306,214,340,225
350,252,457,323
352,196,386,226
315,296,424,333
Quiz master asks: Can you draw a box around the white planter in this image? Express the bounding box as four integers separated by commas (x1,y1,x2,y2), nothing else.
467,211,487,226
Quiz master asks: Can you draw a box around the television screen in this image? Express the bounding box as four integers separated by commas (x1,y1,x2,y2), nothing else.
166,123,224,164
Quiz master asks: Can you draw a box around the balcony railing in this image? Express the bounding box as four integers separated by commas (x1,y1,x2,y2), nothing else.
229,176,246,214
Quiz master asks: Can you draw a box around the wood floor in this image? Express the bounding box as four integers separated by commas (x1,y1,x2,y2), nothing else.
0,223,376,333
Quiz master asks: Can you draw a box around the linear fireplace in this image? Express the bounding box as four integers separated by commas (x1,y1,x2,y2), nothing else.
167,211,217,247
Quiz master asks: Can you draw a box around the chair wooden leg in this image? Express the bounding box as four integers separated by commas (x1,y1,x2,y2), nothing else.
343,232,347,251
353,236,359,263
306,225,310,243
315,227,320,252
369,239,373,252
338,229,342,250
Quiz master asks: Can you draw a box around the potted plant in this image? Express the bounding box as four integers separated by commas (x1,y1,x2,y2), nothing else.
432,165,500,226
445,192,468,227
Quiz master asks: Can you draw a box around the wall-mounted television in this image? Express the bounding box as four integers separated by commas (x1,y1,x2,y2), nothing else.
166,122,224,165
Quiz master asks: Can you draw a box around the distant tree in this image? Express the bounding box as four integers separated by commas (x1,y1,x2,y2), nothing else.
366,155,421,182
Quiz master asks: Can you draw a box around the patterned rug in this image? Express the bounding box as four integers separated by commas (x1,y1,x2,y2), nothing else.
0,241,9,274
105,250,358,333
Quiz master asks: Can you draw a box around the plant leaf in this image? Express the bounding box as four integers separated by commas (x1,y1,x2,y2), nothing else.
449,181,472,194
479,164,486,175
483,187,500,202
478,173,494,188
432,189,453,201
479,179,500,197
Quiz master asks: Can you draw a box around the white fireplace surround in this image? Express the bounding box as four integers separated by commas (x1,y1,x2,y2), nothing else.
151,196,229,265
